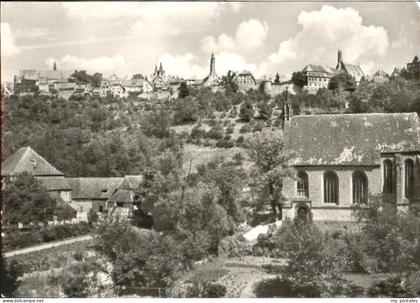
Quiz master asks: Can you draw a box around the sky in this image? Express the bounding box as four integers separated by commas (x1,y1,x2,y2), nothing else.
1,1,419,82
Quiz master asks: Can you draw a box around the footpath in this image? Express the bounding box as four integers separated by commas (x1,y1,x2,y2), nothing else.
4,234,92,258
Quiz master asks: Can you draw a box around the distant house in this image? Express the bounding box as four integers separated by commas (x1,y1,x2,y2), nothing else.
108,175,143,217
234,70,257,92
366,70,389,83
67,177,123,220
57,82,76,100
302,64,334,93
282,113,420,222
1,147,72,205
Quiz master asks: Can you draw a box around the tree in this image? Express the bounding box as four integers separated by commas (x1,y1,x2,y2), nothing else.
352,194,420,277
246,130,295,220
239,101,254,122
220,71,238,93
274,73,280,85
291,71,306,88
132,73,144,80
3,172,57,225
91,73,103,88
328,73,356,92
178,82,190,98
141,109,173,139
0,255,22,297
172,96,199,125
69,70,91,84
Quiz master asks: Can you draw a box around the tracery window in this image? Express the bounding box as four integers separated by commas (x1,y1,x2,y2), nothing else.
324,171,339,204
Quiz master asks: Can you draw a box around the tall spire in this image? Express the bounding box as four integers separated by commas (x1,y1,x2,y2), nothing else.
209,52,216,77
53,61,57,71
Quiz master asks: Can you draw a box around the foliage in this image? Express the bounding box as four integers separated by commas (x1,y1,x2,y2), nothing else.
184,281,227,298
246,130,295,220
239,124,251,133
8,240,92,273
239,101,254,122
178,82,190,98
4,222,91,251
3,172,57,225
274,73,280,85
220,71,238,93
0,255,22,297
141,109,173,138
351,194,420,276
367,276,418,298
173,96,199,125
87,208,99,225
291,71,306,87
328,72,356,92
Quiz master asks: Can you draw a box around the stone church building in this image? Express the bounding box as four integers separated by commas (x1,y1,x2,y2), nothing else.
282,113,420,222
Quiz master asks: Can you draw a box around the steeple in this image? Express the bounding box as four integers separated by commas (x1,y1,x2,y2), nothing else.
53,61,57,71
336,50,343,69
209,52,216,77
158,62,164,75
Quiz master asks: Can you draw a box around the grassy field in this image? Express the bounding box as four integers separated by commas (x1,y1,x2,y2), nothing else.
182,144,252,173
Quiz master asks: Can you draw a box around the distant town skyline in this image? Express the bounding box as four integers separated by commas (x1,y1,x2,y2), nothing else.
1,1,419,82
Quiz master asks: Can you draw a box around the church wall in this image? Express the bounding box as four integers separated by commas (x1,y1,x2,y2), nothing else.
283,165,382,221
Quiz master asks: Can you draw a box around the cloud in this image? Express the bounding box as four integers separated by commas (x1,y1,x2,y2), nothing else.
1,22,20,57
158,51,259,79
63,2,239,38
201,19,268,54
45,54,127,73
158,53,207,79
16,27,50,38
264,5,389,75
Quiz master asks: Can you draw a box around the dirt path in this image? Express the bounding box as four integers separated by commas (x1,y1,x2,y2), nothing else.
4,234,92,257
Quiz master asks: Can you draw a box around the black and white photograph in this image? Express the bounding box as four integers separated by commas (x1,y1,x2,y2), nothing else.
1,1,419,299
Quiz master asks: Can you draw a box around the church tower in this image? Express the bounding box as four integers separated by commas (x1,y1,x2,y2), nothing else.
209,52,216,77
53,61,57,71
336,50,343,70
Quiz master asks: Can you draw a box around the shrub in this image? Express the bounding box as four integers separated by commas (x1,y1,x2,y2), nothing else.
225,125,234,134
215,139,234,149
254,278,320,298
239,124,251,133
236,136,245,147
367,276,417,298
253,122,264,132
207,126,224,140
202,282,226,298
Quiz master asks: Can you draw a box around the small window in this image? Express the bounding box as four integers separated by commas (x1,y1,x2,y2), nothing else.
99,206,104,213
383,159,394,193
116,202,124,207
101,189,107,193
297,171,309,197
405,159,414,199
353,171,368,204
324,171,339,204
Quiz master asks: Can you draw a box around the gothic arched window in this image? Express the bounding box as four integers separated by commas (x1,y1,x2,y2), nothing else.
383,159,394,193
324,171,339,204
297,171,309,197
405,159,414,199
353,171,368,204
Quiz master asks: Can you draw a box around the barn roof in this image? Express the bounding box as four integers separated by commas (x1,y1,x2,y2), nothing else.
37,176,71,191
286,113,420,166
1,147,63,176
108,175,142,203
67,177,123,200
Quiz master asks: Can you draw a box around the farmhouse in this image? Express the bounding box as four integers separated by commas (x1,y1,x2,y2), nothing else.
282,113,420,222
1,146,72,204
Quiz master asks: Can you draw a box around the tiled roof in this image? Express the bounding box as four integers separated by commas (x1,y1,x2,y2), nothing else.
118,175,143,190
1,147,63,176
37,176,71,191
302,64,334,74
342,63,364,81
108,189,134,203
286,113,420,166
108,175,142,203
67,177,123,200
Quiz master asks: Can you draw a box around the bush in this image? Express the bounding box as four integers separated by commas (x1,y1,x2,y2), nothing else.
367,276,417,298
225,125,234,134
253,122,264,132
254,278,320,298
239,124,251,133
202,282,227,298
215,139,234,149
236,136,245,147
207,126,224,140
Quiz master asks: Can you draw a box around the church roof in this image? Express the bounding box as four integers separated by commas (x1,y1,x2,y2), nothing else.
1,147,63,176
286,113,420,166
341,63,364,81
